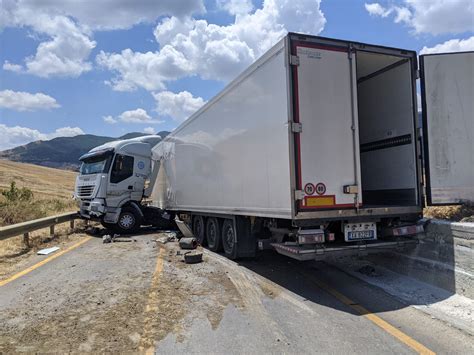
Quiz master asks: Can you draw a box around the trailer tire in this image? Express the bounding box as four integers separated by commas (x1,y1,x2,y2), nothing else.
115,206,141,234
206,217,222,252
222,219,237,259
193,215,206,245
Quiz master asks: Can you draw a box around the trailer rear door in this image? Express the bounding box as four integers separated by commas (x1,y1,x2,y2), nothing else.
420,51,474,205
290,40,361,211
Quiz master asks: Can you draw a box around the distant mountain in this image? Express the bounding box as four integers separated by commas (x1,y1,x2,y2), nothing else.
0,131,170,170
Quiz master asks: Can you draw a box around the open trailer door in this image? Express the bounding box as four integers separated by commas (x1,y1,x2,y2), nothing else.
420,51,474,205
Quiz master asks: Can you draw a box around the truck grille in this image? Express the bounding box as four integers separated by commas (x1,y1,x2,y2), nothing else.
77,185,95,198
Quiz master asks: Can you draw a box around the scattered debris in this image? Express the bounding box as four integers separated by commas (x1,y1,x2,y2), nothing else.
184,251,203,264
37,246,60,255
179,237,198,250
175,217,194,238
102,235,112,244
156,232,177,244
112,238,133,243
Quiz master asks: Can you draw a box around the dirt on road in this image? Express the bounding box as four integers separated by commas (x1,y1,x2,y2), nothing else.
0,234,244,353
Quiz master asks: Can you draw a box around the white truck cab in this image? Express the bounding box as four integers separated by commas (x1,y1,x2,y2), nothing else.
75,135,166,232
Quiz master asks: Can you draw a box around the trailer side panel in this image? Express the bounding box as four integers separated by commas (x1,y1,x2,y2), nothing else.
153,43,293,218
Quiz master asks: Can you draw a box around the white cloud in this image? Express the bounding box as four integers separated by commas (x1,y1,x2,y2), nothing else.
420,36,474,54
364,1,474,35
153,91,206,122
1,9,96,78
365,3,391,17
118,108,160,123
103,108,164,124
24,16,96,78
0,124,84,150
143,127,156,134
217,0,254,16
97,0,326,91
0,90,60,111
1,0,205,31
1,0,204,78
3,61,22,73
96,47,191,91
103,115,117,124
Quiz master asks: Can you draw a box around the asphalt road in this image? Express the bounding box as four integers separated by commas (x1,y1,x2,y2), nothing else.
0,232,473,354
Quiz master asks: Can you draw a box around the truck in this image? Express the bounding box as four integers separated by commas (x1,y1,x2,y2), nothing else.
75,33,473,260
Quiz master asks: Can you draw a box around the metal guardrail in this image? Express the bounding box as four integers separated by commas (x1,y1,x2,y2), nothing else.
0,212,81,246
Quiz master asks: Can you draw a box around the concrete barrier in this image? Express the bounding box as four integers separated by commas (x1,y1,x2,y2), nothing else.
368,219,474,299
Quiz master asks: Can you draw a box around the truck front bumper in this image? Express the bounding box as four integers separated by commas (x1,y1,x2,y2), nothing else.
79,199,106,218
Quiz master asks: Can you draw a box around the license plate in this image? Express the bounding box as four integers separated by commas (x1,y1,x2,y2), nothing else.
344,222,377,242
347,230,375,241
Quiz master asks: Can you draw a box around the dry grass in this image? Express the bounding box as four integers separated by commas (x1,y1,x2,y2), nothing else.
0,160,76,200
0,160,77,226
424,203,474,222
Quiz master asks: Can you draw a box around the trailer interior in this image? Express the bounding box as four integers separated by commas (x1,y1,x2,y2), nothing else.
355,50,419,207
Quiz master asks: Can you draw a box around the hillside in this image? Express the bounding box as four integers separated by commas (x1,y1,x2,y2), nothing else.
0,160,79,226
0,131,170,170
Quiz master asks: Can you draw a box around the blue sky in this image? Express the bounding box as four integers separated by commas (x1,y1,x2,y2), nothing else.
0,0,473,150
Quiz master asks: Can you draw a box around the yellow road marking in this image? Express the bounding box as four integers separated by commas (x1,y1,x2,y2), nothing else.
139,247,166,354
307,274,435,355
0,237,92,287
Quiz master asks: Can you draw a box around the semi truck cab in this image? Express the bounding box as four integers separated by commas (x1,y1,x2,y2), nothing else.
75,135,163,232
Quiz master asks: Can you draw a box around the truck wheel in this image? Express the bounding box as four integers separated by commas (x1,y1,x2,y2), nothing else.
116,207,141,234
193,215,206,245
222,219,237,259
206,217,222,252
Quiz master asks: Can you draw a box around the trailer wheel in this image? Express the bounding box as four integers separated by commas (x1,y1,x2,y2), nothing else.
193,215,206,245
116,207,141,234
222,219,237,259
206,217,222,252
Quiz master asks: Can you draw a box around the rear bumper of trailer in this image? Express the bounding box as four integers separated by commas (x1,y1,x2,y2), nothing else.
294,206,422,224
272,237,418,261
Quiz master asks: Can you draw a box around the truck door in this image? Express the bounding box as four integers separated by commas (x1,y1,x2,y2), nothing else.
108,154,143,203
420,51,474,205
291,40,361,211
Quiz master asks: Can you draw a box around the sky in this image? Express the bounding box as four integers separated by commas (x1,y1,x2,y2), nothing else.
0,0,473,150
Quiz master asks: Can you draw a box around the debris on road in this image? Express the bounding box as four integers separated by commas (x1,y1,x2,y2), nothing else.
156,232,177,244
175,217,194,238
103,234,136,243
37,246,60,255
179,237,198,250
184,251,203,264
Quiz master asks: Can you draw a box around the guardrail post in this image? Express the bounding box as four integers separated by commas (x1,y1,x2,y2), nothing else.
50,225,55,236
23,232,30,248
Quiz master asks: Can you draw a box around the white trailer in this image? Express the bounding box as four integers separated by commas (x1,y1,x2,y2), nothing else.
151,33,473,260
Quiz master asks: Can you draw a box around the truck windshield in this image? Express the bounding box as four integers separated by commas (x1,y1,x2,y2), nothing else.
80,155,112,175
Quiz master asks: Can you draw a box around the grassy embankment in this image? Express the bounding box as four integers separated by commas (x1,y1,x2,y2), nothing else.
0,160,77,226
0,160,84,272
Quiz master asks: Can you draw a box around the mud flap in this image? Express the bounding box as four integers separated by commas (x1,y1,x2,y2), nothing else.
235,216,256,258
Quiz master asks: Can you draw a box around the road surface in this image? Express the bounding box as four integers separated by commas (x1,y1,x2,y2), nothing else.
0,232,473,354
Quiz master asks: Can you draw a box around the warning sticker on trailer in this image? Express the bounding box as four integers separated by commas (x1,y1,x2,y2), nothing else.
304,183,315,195
315,183,326,195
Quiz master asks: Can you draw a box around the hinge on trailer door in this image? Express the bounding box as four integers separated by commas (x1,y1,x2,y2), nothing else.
416,69,420,79
294,190,305,201
289,55,300,66
291,122,302,133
